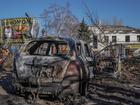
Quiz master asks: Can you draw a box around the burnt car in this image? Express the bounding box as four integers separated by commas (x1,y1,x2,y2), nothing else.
13,37,93,99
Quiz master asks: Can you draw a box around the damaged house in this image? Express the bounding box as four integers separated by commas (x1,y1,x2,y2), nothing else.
89,25,140,58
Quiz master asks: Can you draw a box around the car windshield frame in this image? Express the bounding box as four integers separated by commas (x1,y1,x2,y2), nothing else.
23,40,70,57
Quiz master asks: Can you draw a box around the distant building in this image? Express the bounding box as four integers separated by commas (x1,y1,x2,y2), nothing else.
89,25,140,57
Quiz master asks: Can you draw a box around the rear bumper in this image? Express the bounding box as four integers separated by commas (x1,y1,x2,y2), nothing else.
14,81,63,97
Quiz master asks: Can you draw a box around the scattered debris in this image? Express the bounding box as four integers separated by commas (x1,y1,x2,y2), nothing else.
0,86,8,95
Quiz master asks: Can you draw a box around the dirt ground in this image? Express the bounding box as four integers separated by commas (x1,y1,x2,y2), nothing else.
121,57,140,84
0,57,140,105
0,71,90,105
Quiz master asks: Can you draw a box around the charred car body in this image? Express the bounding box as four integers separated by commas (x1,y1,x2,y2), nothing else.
13,37,93,98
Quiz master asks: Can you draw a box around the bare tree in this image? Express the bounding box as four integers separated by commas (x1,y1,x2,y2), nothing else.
84,3,122,78
41,4,79,37
84,2,109,47
78,18,92,43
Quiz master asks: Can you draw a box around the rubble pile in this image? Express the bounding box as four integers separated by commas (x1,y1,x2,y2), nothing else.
0,95,30,105
121,57,140,84
88,74,140,105
87,57,140,105
0,86,8,95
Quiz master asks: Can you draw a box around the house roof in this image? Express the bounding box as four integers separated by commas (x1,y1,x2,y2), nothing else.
90,25,140,34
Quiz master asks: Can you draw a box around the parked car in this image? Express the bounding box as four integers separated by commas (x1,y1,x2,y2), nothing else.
13,37,94,99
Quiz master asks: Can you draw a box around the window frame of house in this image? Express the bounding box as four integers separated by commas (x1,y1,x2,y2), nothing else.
125,35,130,42
137,35,140,42
105,36,109,43
112,36,117,42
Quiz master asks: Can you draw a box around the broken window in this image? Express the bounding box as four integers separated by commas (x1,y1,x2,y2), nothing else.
34,43,49,55
125,35,130,42
105,36,109,43
112,36,116,42
24,41,70,56
137,35,140,42
57,44,69,55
